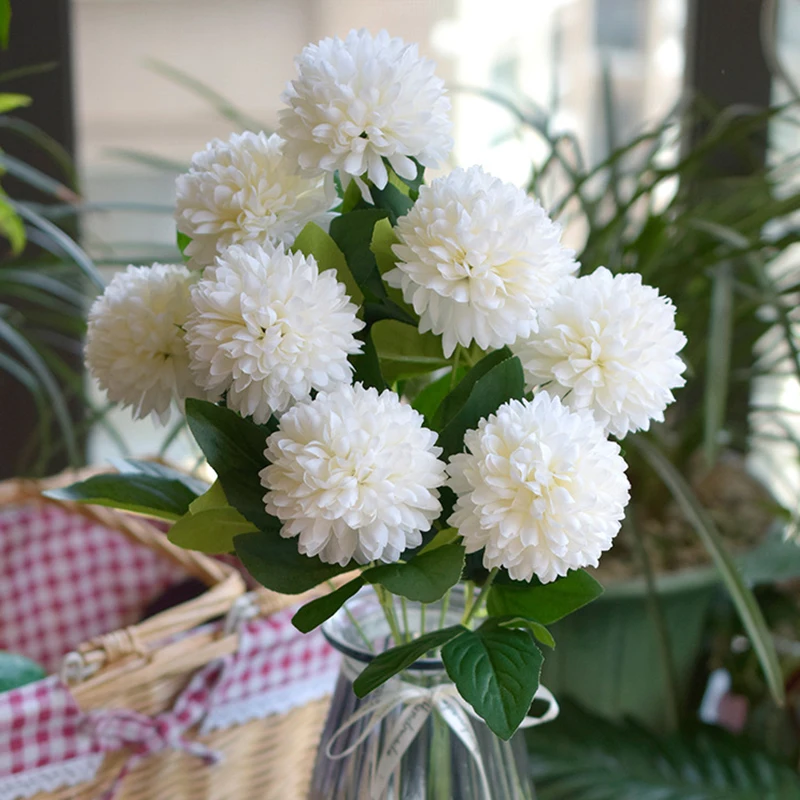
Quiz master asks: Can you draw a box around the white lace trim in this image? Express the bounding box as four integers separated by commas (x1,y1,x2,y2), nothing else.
201,672,338,733
0,754,104,800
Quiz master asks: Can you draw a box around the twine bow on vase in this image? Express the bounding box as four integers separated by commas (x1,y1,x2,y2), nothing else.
325,678,560,800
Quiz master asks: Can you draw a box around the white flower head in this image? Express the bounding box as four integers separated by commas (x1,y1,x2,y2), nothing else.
447,392,630,584
278,29,452,196
513,267,687,438
175,131,335,270
386,166,579,357
184,241,364,423
85,263,207,424
261,383,447,566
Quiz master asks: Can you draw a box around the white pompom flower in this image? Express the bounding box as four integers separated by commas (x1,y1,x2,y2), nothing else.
385,166,578,357
513,267,687,438
447,392,630,584
85,263,207,424
175,131,335,270
184,242,364,424
261,383,447,566
278,29,452,197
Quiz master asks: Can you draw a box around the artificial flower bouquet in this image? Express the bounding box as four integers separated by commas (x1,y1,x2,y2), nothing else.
56,27,686,772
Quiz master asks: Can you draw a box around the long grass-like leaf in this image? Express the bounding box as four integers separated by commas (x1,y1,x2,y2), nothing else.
691,219,800,391
0,61,57,84
14,202,104,290
145,59,267,132
0,153,80,202
106,148,187,174
158,417,188,459
631,435,785,707
0,315,78,463
35,200,175,218
0,267,87,307
600,59,623,209
0,117,77,185
704,263,734,466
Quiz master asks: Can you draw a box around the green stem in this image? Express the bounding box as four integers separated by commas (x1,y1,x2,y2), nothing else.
462,569,498,627
439,589,451,628
460,581,475,624
450,346,462,389
376,584,404,646
401,596,411,642
420,603,427,637
328,580,374,653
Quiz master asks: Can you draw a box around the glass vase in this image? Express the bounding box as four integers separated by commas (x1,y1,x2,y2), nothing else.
308,587,536,800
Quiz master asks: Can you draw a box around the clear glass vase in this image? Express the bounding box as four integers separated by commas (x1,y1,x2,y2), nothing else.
309,588,536,800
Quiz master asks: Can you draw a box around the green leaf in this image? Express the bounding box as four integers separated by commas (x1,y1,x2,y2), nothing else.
45,473,199,521
292,575,365,633
527,700,800,800
369,217,419,322
184,398,278,531
177,230,191,261
0,153,78,202
365,543,465,603
234,530,351,594
14,203,104,290
370,217,400,275
411,368,466,424
499,617,555,648
329,208,389,300
188,479,228,514
0,192,24,254
0,0,10,50
0,652,46,692
434,348,512,429
350,327,386,391
630,434,786,707
442,623,543,739
0,316,78,462
112,458,209,495
419,527,460,555
339,177,364,212
371,179,414,224
353,625,466,697
437,354,525,458
0,93,29,113
370,319,447,382
330,209,415,326
168,506,257,554
487,570,604,625
145,58,266,131
292,221,363,304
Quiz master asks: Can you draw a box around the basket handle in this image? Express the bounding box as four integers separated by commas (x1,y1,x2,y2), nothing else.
3,470,231,585
0,473,248,677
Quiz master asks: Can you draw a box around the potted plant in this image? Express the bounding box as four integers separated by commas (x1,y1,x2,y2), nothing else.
479,89,800,729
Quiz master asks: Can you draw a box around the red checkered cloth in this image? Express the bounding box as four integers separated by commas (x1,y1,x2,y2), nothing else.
0,503,185,672
0,608,340,800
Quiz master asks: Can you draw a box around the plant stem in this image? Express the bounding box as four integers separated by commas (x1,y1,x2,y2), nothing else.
450,346,462,389
462,569,498,627
328,580,374,653
400,596,411,642
420,603,427,637
625,511,681,731
460,581,475,623
439,589,451,628
376,584,404,646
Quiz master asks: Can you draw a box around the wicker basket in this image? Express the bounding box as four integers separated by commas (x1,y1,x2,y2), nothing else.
0,473,332,800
